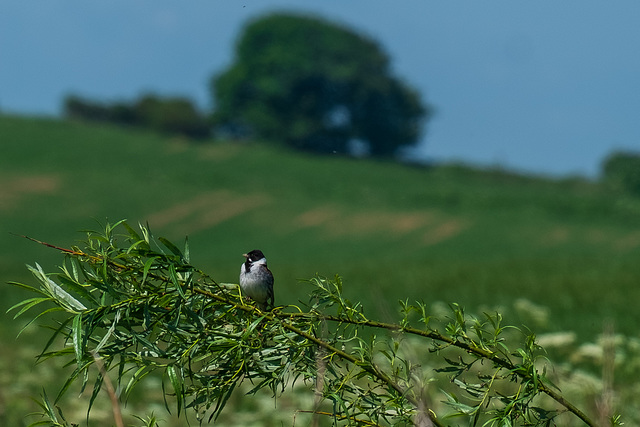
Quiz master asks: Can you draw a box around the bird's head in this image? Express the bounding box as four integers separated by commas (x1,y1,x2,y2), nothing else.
243,249,266,263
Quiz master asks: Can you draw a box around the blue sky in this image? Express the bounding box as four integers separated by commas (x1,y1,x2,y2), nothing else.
2,1,639,177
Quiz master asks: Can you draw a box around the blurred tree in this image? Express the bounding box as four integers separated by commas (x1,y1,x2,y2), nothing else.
211,13,430,157
601,151,640,196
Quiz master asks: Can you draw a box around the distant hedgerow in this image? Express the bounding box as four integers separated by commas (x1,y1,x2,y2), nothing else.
63,94,210,140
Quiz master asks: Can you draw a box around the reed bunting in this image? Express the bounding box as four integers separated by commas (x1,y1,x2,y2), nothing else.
239,249,274,310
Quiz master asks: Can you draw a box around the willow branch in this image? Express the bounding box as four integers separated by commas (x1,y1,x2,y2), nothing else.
17,235,594,426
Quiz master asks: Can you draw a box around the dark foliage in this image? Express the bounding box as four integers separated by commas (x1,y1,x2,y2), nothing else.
63,94,211,139
601,150,640,196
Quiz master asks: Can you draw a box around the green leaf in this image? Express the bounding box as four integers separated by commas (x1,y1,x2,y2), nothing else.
72,314,83,366
56,274,98,306
94,310,121,353
36,317,74,362
212,380,238,421
28,263,87,312
124,366,153,400
16,306,65,338
183,236,190,263
122,220,142,241
56,368,84,404
136,221,152,245
168,364,183,416
8,297,50,319
142,256,159,286
159,236,183,259
87,370,105,419
40,388,59,422
169,264,186,299
108,218,128,232
6,280,46,295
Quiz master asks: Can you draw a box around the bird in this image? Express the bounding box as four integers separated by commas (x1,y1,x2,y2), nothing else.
239,249,274,310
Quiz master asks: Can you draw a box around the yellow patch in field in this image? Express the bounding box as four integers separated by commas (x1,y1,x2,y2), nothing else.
293,206,341,228
422,219,470,246
194,143,243,162
614,230,640,251
539,226,570,245
0,174,61,211
293,205,468,244
145,190,270,234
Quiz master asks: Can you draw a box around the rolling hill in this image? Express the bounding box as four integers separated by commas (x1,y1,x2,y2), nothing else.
2,113,640,340
3,113,640,425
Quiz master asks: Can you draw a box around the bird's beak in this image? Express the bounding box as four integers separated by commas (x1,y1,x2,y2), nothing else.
242,253,248,258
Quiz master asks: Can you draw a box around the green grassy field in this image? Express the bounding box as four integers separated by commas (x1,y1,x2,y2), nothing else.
2,114,640,425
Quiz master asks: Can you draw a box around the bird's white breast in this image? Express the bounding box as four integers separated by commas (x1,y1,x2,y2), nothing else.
240,258,269,301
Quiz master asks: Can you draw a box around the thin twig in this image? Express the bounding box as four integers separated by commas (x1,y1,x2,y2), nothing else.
11,233,81,255
91,351,124,427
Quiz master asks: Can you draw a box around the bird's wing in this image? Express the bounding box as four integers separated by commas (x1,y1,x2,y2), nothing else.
266,268,274,308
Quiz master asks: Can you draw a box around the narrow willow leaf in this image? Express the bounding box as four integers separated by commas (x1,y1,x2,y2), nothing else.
69,256,80,282
169,264,186,299
7,280,47,295
212,380,238,421
94,310,121,353
142,256,159,286
183,236,190,263
242,315,267,339
25,421,55,427
126,238,153,256
168,365,183,415
55,360,93,404
132,333,163,357
37,317,73,362
40,388,59,422
8,297,51,319
16,306,65,338
72,314,84,366
122,221,143,242
28,263,87,312
124,366,153,400
139,222,151,244
56,274,98,306
159,236,183,258
109,218,128,232
87,371,105,419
